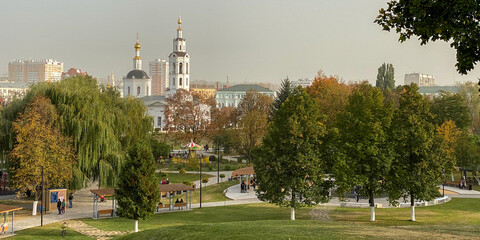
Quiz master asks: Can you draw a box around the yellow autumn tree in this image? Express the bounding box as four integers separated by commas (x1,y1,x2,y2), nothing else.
9,97,76,201
436,120,461,173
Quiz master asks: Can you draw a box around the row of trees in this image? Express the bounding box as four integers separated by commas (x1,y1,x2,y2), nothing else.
254,73,480,222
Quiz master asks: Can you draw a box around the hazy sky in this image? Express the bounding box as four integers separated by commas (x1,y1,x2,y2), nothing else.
2,0,480,86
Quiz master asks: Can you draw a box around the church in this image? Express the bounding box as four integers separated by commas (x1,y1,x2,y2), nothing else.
123,17,191,130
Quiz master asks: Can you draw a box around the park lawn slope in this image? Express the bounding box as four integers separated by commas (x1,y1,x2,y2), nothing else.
11,222,91,240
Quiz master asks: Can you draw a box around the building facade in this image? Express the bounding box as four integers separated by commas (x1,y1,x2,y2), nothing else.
8,59,63,83
167,17,190,96
215,84,275,108
404,73,435,86
123,36,152,97
0,82,29,104
149,59,169,96
292,78,313,88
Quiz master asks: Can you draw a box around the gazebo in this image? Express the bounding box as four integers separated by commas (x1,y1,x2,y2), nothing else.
0,204,22,234
158,184,195,211
232,166,256,193
90,189,116,219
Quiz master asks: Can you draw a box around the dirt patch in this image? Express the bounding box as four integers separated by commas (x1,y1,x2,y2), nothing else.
68,220,132,240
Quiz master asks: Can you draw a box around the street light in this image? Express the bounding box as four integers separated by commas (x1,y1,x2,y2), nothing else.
199,155,202,208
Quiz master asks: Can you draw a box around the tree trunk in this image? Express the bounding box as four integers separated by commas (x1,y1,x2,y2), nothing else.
290,207,295,220
369,190,375,222
290,191,296,220
410,192,416,221
134,219,138,232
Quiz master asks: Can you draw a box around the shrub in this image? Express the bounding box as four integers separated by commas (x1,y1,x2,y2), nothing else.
237,157,243,164
209,155,216,162
224,165,231,171
159,171,168,178
183,180,193,186
179,168,186,174
176,163,184,170
159,160,165,165
219,174,226,182
202,177,209,184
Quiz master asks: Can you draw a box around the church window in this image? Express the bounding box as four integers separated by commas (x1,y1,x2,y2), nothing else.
137,86,141,95
186,63,188,74
128,87,130,95
186,78,188,85
179,63,183,74
172,64,175,73
179,78,182,86
157,117,162,127
180,45,182,50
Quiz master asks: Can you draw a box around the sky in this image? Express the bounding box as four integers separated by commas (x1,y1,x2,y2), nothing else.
2,0,480,86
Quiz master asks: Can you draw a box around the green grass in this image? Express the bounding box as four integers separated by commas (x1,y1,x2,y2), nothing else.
12,198,480,239
156,173,214,184
12,222,90,240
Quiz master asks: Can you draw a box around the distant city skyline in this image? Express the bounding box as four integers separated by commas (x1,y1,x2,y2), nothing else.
2,0,480,86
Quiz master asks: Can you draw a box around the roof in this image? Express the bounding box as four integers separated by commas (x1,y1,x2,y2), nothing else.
169,52,188,57
218,84,273,93
90,188,115,197
0,82,29,89
158,183,195,192
0,204,23,214
126,70,150,79
232,166,255,178
417,86,460,94
140,95,166,105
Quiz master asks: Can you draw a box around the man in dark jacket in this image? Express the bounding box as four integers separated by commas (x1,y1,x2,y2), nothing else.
57,199,62,215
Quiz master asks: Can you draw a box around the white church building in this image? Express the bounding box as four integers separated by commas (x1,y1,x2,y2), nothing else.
123,17,192,130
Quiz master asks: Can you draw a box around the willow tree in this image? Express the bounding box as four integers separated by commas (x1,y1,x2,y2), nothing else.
0,76,152,189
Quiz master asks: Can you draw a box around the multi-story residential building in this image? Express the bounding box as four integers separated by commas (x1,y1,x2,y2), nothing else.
61,68,88,80
0,82,29,104
292,78,313,88
8,59,63,83
417,86,460,98
215,84,276,108
149,59,169,96
404,73,435,86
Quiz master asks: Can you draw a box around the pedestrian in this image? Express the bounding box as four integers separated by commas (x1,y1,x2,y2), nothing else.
61,199,66,214
166,178,170,184
162,179,166,184
68,193,74,208
57,199,62,215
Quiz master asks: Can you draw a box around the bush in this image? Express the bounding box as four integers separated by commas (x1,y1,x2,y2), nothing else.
202,177,209,184
159,160,165,165
209,155,216,162
224,165,231,171
219,174,226,182
159,171,168,178
237,157,243,164
176,163,184,170
183,180,193,186
179,168,186,174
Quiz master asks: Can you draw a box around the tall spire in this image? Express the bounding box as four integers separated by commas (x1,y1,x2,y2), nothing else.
177,16,182,31
133,33,142,70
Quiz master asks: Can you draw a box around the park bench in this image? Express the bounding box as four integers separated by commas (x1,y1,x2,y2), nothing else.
174,203,186,210
156,204,170,212
97,209,114,217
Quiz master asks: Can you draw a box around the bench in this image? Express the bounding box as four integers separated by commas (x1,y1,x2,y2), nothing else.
156,204,170,212
97,209,114,217
174,203,186,209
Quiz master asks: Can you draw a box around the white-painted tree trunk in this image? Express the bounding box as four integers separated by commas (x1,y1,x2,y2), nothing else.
32,201,38,216
290,207,295,220
410,206,416,221
134,220,138,232
451,173,454,182
370,207,375,222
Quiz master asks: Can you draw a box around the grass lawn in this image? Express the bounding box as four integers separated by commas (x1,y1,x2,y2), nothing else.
12,198,480,239
156,173,214,184
11,222,90,240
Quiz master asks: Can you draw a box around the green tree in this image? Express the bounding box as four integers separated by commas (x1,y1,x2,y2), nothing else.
375,63,395,91
149,137,170,162
237,110,268,163
375,1,480,74
0,76,153,189
387,84,441,221
254,87,331,220
115,142,160,232
9,97,76,202
271,77,294,116
335,83,393,222
457,82,480,133
455,133,480,179
430,92,471,131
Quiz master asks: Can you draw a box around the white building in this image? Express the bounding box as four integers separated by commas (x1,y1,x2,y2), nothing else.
166,17,190,96
0,82,29,104
140,96,167,130
292,78,313,88
404,73,435,86
149,59,169,96
9,59,63,83
123,36,152,97
215,84,276,108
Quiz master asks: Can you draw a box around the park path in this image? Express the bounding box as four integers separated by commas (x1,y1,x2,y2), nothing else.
67,220,131,240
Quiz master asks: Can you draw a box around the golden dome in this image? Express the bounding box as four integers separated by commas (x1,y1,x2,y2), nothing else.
178,16,182,25
134,33,141,50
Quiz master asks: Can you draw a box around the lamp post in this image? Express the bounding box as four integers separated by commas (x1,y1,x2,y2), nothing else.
41,166,44,226
217,143,220,184
199,154,202,208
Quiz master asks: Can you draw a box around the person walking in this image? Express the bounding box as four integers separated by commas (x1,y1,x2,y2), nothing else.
61,199,66,214
68,193,74,208
57,199,62,215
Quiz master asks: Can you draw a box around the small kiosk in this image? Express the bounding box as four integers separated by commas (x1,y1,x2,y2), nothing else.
46,189,67,211
232,166,256,193
157,184,195,211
